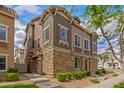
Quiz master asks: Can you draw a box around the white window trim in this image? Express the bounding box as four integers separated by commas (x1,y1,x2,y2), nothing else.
43,25,50,31
58,24,68,43
58,24,69,30
74,33,81,48
43,25,50,44
92,42,97,53
0,24,8,43
0,54,8,72
83,38,90,50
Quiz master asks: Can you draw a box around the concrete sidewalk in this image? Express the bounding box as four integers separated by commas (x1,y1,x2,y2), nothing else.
88,74,124,88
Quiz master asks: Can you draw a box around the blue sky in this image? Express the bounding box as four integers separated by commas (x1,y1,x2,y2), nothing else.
8,5,123,53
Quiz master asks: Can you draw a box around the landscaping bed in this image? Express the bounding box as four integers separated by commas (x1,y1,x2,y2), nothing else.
0,68,33,86
113,81,124,88
0,73,29,83
44,69,117,88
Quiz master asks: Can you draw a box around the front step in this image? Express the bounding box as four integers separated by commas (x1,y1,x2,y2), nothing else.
31,77,49,83
23,73,42,79
36,82,61,88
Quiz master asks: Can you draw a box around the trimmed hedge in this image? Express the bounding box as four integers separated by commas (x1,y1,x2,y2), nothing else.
6,73,19,81
7,68,19,73
56,71,88,82
56,73,67,82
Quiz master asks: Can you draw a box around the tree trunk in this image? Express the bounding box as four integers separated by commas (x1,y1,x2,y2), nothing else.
100,26,121,63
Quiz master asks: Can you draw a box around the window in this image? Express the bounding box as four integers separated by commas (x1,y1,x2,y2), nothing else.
60,26,67,42
92,42,97,52
43,27,49,43
84,59,88,70
0,56,6,70
75,57,80,68
84,39,89,49
0,25,7,41
28,29,32,39
75,34,80,47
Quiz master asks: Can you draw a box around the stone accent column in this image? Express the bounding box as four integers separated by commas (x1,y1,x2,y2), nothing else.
37,54,43,74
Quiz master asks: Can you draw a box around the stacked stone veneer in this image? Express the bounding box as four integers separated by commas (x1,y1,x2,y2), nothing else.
41,48,97,75
42,49,54,75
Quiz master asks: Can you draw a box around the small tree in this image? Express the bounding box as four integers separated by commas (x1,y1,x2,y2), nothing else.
98,52,109,68
84,5,124,68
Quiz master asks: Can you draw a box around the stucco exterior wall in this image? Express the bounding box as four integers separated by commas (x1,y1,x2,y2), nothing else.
0,13,15,72
42,15,54,50
71,25,91,54
53,13,72,50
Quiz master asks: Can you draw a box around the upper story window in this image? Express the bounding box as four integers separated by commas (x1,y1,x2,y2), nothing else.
43,25,50,43
0,56,7,71
74,34,81,47
84,39,89,49
27,26,32,40
92,42,97,52
59,24,68,42
0,25,7,42
29,29,32,38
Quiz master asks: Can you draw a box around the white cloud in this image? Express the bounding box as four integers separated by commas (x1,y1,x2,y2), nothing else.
96,20,117,35
15,30,26,48
15,19,26,30
96,20,119,54
14,5,40,15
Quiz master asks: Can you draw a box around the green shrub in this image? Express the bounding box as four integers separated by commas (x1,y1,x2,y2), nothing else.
65,72,72,80
78,71,87,78
113,81,124,88
101,68,107,74
95,69,102,75
72,72,81,79
90,78,100,84
7,68,19,73
6,73,19,81
112,73,118,77
56,73,67,82
56,71,88,82
87,71,91,76
96,69,107,76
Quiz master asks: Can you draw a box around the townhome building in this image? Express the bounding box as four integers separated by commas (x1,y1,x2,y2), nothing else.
15,48,24,64
0,5,17,75
23,6,97,75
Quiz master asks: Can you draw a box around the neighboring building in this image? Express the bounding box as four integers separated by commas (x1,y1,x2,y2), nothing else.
14,49,24,64
0,5,17,74
98,51,121,69
23,6,97,75
14,48,27,73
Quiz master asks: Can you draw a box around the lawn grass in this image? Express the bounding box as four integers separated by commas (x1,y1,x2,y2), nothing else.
0,84,38,88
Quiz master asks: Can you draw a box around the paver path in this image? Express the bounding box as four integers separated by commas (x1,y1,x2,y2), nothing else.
88,74,124,88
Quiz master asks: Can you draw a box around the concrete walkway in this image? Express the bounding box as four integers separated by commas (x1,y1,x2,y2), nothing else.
23,73,61,88
88,74,124,88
